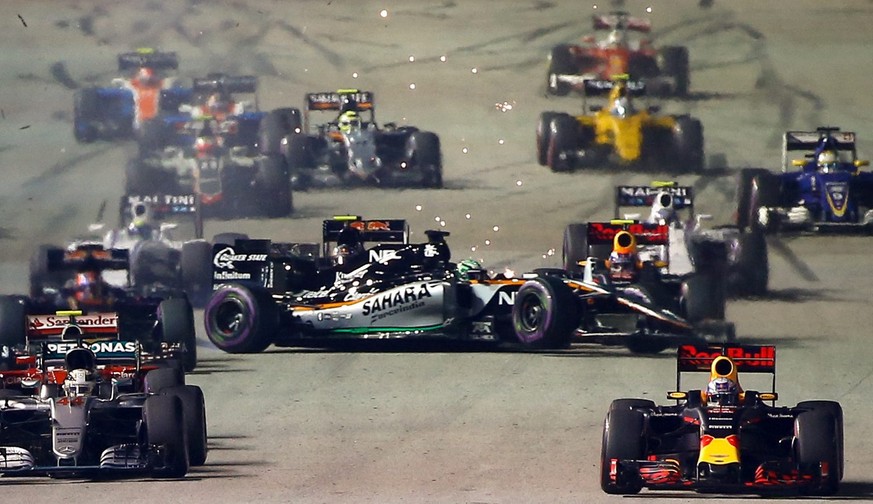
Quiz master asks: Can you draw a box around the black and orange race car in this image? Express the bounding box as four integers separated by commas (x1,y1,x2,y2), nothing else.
601,344,843,495
546,11,689,97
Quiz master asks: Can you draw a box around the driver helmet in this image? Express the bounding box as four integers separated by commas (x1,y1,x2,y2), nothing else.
128,202,155,239
817,149,838,172
331,227,364,267
456,258,483,281
706,376,740,406
206,92,233,116
340,95,358,114
608,231,638,281
606,28,627,47
73,270,104,305
651,192,678,224
338,110,361,133
64,368,96,398
134,67,158,86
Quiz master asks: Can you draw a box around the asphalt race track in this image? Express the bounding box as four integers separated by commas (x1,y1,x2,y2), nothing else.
1,1,873,502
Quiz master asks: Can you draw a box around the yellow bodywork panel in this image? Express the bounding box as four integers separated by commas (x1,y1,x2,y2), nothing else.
698,438,740,466
576,111,675,163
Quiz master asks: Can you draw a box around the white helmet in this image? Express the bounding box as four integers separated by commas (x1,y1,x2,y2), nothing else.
64,368,95,398
817,150,838,172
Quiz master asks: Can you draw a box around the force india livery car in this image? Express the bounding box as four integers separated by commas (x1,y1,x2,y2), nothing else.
601,344,843,495
737,127,873,233
0,311,207,478
203,217,721,354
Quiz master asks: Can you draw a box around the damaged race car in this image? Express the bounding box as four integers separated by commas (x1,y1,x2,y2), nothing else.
601,344,843,495
22,243,198,371
271,89,443,189
537,77,704,172
73,49,191,143
564,182,767,297
0,310,207,477
130,74,292,218
546,11,689,97
737,127,873,234
203,216,721,354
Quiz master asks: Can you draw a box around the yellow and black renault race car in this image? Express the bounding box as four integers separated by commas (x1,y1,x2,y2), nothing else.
537,76,704,172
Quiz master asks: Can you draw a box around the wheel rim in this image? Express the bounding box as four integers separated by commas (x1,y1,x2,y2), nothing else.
518,293,545,332
211,297,247,342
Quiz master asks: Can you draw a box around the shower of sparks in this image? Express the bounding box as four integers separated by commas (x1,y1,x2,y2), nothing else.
380,9,389,18
409,83,416,90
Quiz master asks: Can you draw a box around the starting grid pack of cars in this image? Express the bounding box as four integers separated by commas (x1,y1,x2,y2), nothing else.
0,10,858,495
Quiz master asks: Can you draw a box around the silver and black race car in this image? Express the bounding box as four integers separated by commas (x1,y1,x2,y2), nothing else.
261,89,443,189
0,311,207,478
203,216,723,354
602,344,843,495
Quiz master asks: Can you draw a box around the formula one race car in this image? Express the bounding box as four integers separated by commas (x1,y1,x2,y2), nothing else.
203,216,720,354
546,12,689,97
537,77,704,172
0,310,207,477
564,183,768,297
23,243,198,371
273,89,443,189
129,75,292,217
601,344,843,495
736,127,873,234
73,49,191,143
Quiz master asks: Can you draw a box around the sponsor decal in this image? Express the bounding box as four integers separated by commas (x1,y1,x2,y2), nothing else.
368,248,399,263
588,222,668,243
29,314,118,330
498,291,516,305
619,186,689,198
362,284,432,316
423,243,439,258
46,341,137,354
127,194,197,207
213,270,252,281
213,246,267,270
678,345,775,369
351,220,391,232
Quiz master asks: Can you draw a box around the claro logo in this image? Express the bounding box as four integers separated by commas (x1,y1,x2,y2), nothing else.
213,247,267,270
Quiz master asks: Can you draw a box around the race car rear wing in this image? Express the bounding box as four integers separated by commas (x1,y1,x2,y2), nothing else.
782,127,857,171
117,49,178,72
193,74,258,95
305,90,374,112
614,183,693,218
46,245,130,273
586,221,669,247
322,216,409,256
583,78,646,97
592,12,651,32
676,344,776,392
119,193,204,239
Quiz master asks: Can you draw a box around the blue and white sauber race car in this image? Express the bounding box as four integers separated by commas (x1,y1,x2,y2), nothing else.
203,216,722,354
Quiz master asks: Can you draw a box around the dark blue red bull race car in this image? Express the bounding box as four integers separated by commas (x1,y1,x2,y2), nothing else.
736,127,873,233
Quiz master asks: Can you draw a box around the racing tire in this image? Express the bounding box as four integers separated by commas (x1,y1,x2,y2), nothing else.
138,119,170,156
546,115,578,172
728,230,769,297
659,46,690,97
144,394,189,478
258,107,302,156
511,275,578,349
29,244,65,298
130,240,178,288
735,168,773,230
286,134,318,170
600,400,647,494
256,155,293,217
73,87,99,143
681,273,726,322
158,298,197,372
797,401,844,481
672,116,704,172
546,44,575,96
144,367,185,395
0,296,27,349
407,131,443,188
180,240,214,306
746,171,782,233
212,232,249,246
795,409,840,495
536,112,561,166
162,385,208,467
204,284,277,354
